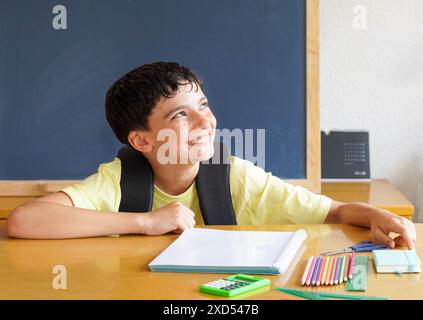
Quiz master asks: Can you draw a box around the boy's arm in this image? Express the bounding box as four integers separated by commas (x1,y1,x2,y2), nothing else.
6,192,195,239
325,200,416,249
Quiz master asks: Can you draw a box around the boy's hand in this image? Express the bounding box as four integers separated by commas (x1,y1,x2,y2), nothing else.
138,201,196,235
326,201,416,249
369,208,416,249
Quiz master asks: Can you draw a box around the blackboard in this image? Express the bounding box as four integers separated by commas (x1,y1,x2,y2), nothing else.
0,0,318,186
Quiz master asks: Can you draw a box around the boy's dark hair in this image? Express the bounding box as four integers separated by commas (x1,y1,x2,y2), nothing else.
105,61,203,145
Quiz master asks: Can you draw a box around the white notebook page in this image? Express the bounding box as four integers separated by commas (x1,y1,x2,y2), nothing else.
149,228,307,271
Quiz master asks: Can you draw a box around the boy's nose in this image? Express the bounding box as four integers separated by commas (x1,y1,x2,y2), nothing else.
192,111,212,129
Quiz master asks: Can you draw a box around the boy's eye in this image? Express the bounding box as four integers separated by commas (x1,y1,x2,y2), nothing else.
172,111,187,119
199,102,210,110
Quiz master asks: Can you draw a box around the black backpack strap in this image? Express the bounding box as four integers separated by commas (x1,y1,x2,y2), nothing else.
195,143,237,225
117,143,237,225
117,146,154,213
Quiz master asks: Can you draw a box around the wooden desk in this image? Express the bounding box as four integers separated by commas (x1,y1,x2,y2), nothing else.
322,179,414,220
0,222,422,300
0,197,35,219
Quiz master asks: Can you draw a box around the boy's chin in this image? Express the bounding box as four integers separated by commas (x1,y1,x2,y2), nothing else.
187,144,215,164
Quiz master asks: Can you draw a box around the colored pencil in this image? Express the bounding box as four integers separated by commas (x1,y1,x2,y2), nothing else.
311,256,322,286
334,256,341,285
329,256,337,285
344,255,350,282
324,256,333,285
339,256,346,284
316,256,326,286
301,256,314,286
327,256,334,285
306,256,317,286
348,252,356,279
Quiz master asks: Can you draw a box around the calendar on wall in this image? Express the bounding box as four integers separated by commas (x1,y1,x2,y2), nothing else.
321,131,370,181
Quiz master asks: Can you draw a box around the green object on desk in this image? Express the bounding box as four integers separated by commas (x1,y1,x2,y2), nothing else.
200,274,270,297
346,255,369,291
275,287,387,300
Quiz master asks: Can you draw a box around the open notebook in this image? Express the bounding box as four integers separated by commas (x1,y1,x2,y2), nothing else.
149,228,307,274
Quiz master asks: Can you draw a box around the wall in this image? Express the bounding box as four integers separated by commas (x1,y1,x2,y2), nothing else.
320,0,423,221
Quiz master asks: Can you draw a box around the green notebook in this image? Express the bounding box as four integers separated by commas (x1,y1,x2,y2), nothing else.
373,250,421,273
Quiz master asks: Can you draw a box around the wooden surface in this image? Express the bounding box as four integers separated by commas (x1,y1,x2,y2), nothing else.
0,179,414,220
1,222,422,300
0,180,79,196
0,180,78,218
322,179,414,219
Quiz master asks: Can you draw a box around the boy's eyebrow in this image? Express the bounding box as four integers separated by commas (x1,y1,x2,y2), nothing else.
164,96,208,119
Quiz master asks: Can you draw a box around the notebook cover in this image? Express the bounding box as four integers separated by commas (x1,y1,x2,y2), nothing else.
373,250,421,273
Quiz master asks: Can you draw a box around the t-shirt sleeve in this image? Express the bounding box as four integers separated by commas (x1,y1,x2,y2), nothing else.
61,158,121,212
230,156,333,225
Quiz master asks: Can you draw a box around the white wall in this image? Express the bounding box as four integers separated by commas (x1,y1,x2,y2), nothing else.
320,0,423,221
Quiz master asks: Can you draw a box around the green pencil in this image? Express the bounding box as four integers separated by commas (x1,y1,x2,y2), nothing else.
339,255,346,284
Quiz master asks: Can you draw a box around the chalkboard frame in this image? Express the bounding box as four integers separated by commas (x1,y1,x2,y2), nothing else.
0,0,321,203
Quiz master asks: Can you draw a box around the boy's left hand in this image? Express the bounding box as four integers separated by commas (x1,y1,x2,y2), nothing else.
326,201,417,249
369,208,416,249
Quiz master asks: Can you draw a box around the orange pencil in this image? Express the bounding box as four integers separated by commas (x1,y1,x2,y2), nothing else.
316,256,326,286
324,256,334,285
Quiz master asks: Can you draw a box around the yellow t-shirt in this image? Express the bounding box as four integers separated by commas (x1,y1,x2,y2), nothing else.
62,156,332,225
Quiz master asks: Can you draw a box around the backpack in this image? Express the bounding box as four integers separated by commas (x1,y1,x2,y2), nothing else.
117,143,237,225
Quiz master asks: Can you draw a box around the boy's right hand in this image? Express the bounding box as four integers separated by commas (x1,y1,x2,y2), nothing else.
138,201,196,235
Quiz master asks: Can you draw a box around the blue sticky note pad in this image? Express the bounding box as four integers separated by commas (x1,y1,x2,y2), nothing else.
373,250,421,273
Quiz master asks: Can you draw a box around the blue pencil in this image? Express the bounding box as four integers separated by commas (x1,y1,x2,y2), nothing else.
334,256,342,285
311,256,322,286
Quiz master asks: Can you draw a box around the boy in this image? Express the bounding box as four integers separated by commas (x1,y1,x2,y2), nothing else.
6,62,416,249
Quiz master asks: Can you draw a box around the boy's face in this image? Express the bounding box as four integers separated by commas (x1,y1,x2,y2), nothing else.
137,83,217,165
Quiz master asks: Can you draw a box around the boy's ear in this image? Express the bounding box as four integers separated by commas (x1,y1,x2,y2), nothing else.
127,130,154,153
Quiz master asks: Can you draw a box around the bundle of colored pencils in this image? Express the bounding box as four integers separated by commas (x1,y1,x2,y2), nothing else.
300,253,356,286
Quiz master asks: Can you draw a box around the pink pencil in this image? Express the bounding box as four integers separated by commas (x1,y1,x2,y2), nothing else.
316,256,326,286
344,255,350,282
329,256,337,285
305,256,317,286
348,252,356,279
301,256,315,286
327,256,335,285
